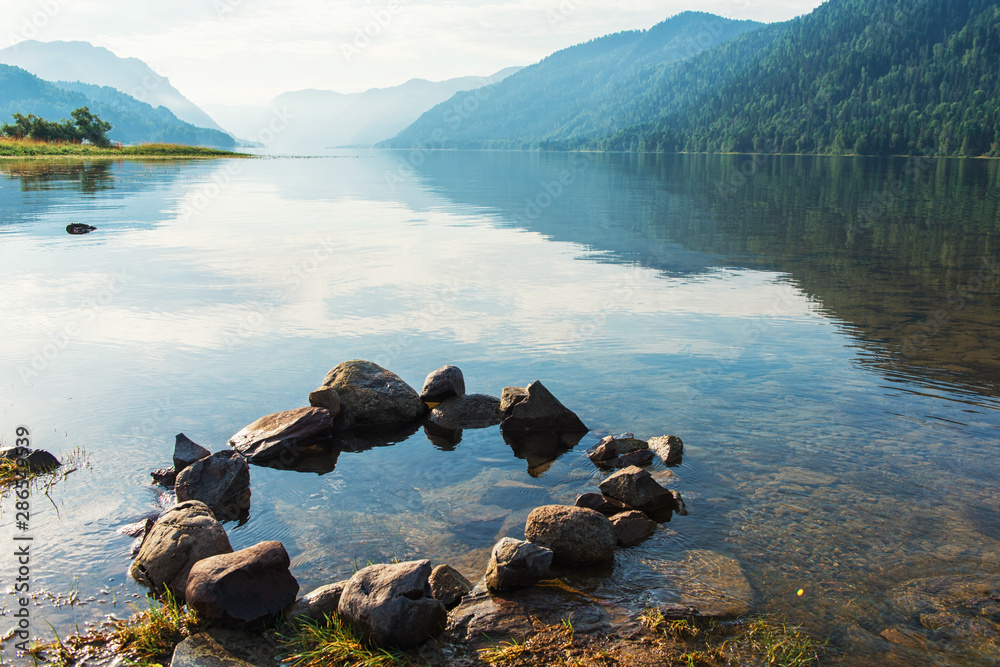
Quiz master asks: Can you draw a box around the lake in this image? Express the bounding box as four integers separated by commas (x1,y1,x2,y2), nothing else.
1,151,998,664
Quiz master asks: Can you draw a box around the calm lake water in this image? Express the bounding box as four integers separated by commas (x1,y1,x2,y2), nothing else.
1,151,998,664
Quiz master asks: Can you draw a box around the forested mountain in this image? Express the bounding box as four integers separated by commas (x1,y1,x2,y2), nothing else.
381,12,763,148
0,65,236,147
0,40,228,133
601,0,1000,156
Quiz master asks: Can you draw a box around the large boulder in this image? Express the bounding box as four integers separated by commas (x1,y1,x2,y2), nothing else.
0,446,60,472
228,407,334,462
500,381,587,433
129,500,233,600
611,511,658,546
420,365,466,403
649,435,684,465
484,537,553,592
283,581,348,627
429,564,473,610
186,541,299,628
338,559,447,648
429,394,503,429
598,466,677,511
173,433,211,472
175,451,251,522
315,360,426,428
525,505,616,564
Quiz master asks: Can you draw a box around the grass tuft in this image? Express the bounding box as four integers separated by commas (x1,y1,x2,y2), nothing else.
278,614,406,667
111,590,202,665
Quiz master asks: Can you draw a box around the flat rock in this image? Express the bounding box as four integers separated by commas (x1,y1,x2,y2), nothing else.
429,394,503,429
0,446,60,472
228,407,334,463
421,365,466,403
574,492,634,517
599,465,677,511
175,451,251,522
129,500,233,601
429,564,473,610
500,381,588,433
485,537,553,592
611,511,658,546
338,559,447,648
525,505,616,564
186,541,299,628
317,360,426,428
654,550,754,619
649,435,684,465
169,628,280,666
173,434,211,473
283,581,347,626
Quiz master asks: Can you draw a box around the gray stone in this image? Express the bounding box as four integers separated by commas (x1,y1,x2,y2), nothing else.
649,435,684,465
175,451,251,522
129,500,233,601
307,386,342,418
610,511,658,546
0,446,60,472
429,394,503,429
228,407,334,462
500,381,588,432
524,505,616,564
338,559,447,648
151,467,177,487
317,360,426,428
429,564,473,610
420,365,466,403
173,433,211,473
599,465,677,511
186,541,299,628
672,490,688,515
169,628,280,666
283,581,347,626
485,537,553,592
499,386,529,412
574,492,634,517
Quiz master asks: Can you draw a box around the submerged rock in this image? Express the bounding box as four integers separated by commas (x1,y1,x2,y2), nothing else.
175,450,251,522
316,360,426,428
420,365,466,403
338,559,447,648
500,381,588,433
429,394,503,429
129,500,233,601
524,505,616,564
186,541,299,628
228,407,334,462
485,537,553,592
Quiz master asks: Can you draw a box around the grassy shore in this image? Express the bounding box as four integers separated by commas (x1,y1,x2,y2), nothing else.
0,138,248,158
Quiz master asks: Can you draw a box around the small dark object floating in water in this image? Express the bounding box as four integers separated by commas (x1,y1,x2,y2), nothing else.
66,223,97,235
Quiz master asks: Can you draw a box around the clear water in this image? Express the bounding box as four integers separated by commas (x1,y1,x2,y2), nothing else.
0,152,998,664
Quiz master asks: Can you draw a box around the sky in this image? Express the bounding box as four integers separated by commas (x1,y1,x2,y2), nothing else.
1,0,827,106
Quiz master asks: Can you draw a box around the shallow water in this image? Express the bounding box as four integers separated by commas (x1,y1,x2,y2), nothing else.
0,151,998,664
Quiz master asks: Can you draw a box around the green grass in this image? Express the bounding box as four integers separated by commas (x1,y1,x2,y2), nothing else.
278,614,406,667
0,137,247,158
0,447,85,493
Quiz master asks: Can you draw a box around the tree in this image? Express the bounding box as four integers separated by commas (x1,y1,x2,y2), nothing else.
70,107,113,147
0,107,112,146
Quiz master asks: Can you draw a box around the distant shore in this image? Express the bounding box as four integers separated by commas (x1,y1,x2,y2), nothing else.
0,139,249,158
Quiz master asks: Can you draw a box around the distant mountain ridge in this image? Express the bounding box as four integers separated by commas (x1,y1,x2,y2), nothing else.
0,64,235,147
381,12,764,148
0,40,227,134
204,68,521,150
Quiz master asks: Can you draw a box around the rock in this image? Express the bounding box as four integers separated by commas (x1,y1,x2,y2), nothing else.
175,451,251,522
525,505,616,564
283,581,348,626
429,394,503,429
608,449,655,468
169,628,280,666
587,440,618,463
480,479,554,510
0,446,61,472
186,541,299,628
228,407,334,463
307,386,342,418
649,435,684,465
610,511,658,546
574,493,634,517
129,500,233,600
499,386,529,412
485,537,553,591
610,434,649,454
429,565,473,610
151,467,177,487
672,490,688,516
589,435,652,468
500,381,588,433
599,466,677,511
66,223,96,235
669,550,754,618
338,559,447,648
421,365,466,403
316,360,426,428
173,433,211,473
